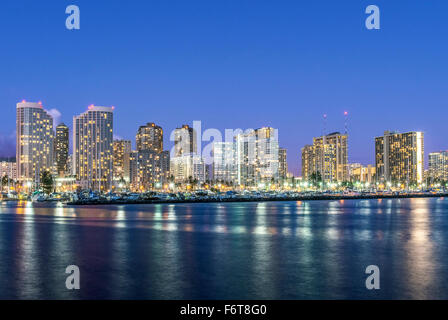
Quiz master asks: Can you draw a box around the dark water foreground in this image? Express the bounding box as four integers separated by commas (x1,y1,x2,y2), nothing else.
0,198,448,299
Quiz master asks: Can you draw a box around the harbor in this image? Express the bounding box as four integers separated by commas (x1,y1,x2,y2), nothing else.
2,189,447,205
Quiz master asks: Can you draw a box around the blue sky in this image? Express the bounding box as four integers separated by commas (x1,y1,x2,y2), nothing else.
1,0,447,175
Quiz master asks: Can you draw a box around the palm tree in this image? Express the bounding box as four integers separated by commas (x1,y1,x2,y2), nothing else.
1,175,9,192
40,170,54,194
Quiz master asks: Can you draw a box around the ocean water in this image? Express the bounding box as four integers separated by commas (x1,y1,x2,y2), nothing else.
0,198,447,299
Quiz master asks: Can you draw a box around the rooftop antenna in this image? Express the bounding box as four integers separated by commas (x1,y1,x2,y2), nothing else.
344,111,349,135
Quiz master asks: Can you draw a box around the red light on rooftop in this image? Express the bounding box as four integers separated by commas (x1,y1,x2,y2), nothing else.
88,104,94,110
22,100,26,103
344,111,348,115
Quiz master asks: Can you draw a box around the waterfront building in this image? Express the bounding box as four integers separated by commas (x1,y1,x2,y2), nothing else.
129,150,170,191
428,151,448,181
173,125,197,157
301,132,348,183
136,122,163,153
235,130,257,186
350,164,376,184
54,123,69,176
113,140,132,184
348,163,362,177
212,142,237,184
16,101,54,185
0,161,17,180
171,154,205,184
73,105,114,190
301,145,314,182
255,127,279,182
235,127,279,186
279,148,288,179
375,131,424,184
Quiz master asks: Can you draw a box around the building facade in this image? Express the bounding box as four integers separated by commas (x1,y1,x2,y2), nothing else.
428,151,448,181
73,105,114,190
136,122,163,153
301,145,314,182
212,142,237,184
130,150,170,191
235,127,279,186
279,148,288,179
16,101,54,185
255,127,279,182
0,161,17,180
113,140,132,184
349,164,376,184
375,131,424,184
171,154,205,184
301,132,348,183
54,123,69,176
173,124,197,157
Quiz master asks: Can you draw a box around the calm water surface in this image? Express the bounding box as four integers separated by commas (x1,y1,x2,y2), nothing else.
1,198,448,299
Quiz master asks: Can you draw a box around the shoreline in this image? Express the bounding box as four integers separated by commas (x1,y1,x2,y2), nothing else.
65,192,448,206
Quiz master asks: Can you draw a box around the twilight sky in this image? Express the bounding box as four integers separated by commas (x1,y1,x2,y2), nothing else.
1,0,447,175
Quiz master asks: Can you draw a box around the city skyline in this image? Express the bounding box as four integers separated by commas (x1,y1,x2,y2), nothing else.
2,100,448,178
1,1,448,175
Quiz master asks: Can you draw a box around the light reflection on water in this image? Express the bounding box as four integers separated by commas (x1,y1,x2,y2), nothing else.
0,198,448,299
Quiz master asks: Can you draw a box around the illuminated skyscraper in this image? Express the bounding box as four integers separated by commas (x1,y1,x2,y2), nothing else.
279,148,288,179
54,123,69,176
255,127,279,182
212,142,237,183
235,127,279,186
113,140,132,183
132,122,171,190
73,105,114,190
428,151,448,181
130,150,170,191
0,160,17,181
136,122,163,153
16,101,54,184
375,131,424,184
170,154,205,184
301,132,348,183
173,124,197,156
301,145,314,181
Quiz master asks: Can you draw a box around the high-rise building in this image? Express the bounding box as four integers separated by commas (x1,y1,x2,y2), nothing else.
0,161,17,180
129,150,170,191
279,148,288,179
375,131,424,184
301,132,348,183
235,130,257,186
255,127,279,182
235,127,279,186
301,145,314,181
173,125,197,156
16,101,54,184
171,154,205,184
54,123,69,176
73,105,114,190
113,140,132,183
136,122,163,153
428,151,448,181
212,142,237,184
